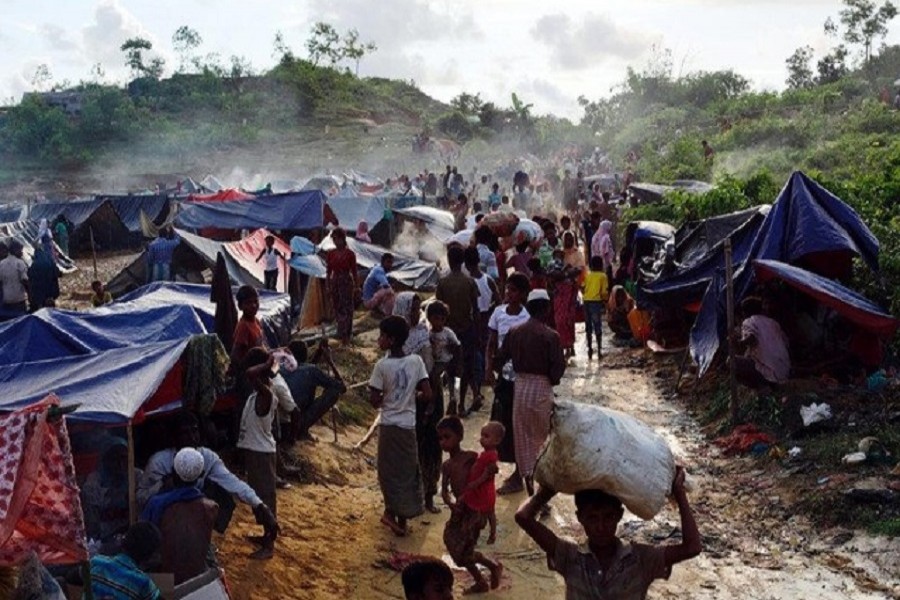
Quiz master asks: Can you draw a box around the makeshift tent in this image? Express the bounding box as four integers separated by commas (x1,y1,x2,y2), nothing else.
28,195,170,252
673,206,770,271
0,204,24,223
753,260,899,338
623,221,675,281
199,174,224,192
326,193,390,246
175,190,325,231
318,232,440,291
187,189,255,202
392,205,455,242
107,228,294,296
689,171,881,375
0,395,89,566
0,283,291,421
628,180,713,205
0,220,76,273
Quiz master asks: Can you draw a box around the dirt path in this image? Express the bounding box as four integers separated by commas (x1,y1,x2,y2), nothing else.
219,324,899,599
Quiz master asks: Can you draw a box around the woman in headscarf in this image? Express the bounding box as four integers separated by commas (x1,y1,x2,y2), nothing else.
392,292,441,512
549,238,580,357
591,220,615,281
356,221,372,244
27,246,59,310
325,228,357,344
38,218,53,255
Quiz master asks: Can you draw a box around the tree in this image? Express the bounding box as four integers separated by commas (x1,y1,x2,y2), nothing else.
340,29,377,75
272,31,294,64
786,46,815,89
829,0,898,63
121,37,153,79
306,22,341,66
229,55,254,79
817,45,850,84
172,25,202,73
90,62,106,84
30,64,52,92
450,92,484,115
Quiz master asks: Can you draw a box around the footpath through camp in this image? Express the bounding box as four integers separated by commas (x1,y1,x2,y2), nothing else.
216,325,899,600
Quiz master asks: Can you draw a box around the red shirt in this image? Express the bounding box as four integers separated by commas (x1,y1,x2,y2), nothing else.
463,449,498,513
232,317,264,366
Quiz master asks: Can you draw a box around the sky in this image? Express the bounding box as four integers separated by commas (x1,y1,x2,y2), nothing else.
2,0,899,121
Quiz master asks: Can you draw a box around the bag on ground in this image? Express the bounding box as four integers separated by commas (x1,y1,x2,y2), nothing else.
533,400,675,520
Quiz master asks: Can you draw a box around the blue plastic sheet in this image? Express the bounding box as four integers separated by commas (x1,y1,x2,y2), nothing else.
175,190,325,230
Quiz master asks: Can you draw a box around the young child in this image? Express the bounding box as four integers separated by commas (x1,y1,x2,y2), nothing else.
581,255,609,360
369,315,433,537
255,235,284,291
231,285,266,369
462,422,505,545
515,468,701,598
90,280,113,307
464,248,500,415
426,301,462,416
401,559,455,600
438,417,502,594
237,347,291,560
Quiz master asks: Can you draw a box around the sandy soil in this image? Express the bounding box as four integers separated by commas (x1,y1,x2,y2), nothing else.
212,324,899,600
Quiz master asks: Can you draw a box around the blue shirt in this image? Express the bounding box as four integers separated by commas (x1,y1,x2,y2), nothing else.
488,192,501,207
362,265,390,301
89,554,161,600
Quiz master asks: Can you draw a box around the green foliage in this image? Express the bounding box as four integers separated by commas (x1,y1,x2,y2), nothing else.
2,95,82,163
435,110,479,141
786,46,815,89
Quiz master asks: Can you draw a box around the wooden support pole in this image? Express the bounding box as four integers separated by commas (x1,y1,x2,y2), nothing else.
127,421,137,526
89,226,98,281
724,238,739,424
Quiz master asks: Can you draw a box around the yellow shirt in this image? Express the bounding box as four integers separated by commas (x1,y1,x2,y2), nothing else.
582,270,609,302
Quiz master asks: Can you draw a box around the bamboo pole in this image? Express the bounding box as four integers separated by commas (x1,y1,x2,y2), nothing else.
127,421,137,525
89,226,98,281
724,238,739,424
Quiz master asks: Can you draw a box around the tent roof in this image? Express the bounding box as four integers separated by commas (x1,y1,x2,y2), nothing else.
29,195,169,233
318,233,439,291
0,220,76,273
188,189,255,202
175,190,325,230
325,195,387,230
674,206,770,269
690,171,882,375
753,259,898,338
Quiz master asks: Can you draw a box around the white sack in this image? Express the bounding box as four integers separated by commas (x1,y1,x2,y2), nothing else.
533,400,675,520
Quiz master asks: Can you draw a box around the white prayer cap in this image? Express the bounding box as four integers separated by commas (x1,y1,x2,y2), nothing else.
173,447,205,483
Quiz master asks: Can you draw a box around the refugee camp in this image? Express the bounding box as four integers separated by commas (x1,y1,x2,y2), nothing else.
1,1,900,599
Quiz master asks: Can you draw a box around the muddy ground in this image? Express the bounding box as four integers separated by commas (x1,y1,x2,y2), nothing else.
215,327,899,599
55,256,899,599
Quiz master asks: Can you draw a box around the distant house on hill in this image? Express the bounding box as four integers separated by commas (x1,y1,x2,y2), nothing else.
21,91,84,116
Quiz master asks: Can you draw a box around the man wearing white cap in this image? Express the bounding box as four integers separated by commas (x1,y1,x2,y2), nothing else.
495,288,566,497
142,447,218,585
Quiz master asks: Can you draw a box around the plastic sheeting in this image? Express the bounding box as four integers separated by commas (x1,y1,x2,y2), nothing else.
175,190,325,230
318,233,439,291
674,206,770,270
115,282,293,348
325,194,387,231
690,172,881,376
753,259,898,338
30,195,169,233
0,220,77,273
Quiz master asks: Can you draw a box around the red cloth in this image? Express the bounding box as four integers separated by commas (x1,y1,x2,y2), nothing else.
325,248,357,274
0,395,89,566
463,449,498,513
713,424,775,456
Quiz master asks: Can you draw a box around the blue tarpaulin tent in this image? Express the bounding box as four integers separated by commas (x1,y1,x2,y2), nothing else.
29,195,169,233
175,190,326,230
689,171,881,375
753,259,898,338
0,282,293,422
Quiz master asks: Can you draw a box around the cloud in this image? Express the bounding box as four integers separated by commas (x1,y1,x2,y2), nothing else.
531,12,650,70
40,23,79,52
81,0,166,76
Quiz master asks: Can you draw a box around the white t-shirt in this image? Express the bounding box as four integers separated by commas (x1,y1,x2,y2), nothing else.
430,327,461,363
488,304,530,380
369,354,429,429
237,385,295,453
473,274,493,313
263,247,279,271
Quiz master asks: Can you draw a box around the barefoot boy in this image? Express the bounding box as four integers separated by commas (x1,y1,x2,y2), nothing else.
515,467,702,599
462,422,504,545
369,315,433,537
438,417,502,594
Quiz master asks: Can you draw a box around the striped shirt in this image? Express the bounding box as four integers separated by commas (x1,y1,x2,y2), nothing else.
89,554,161,600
